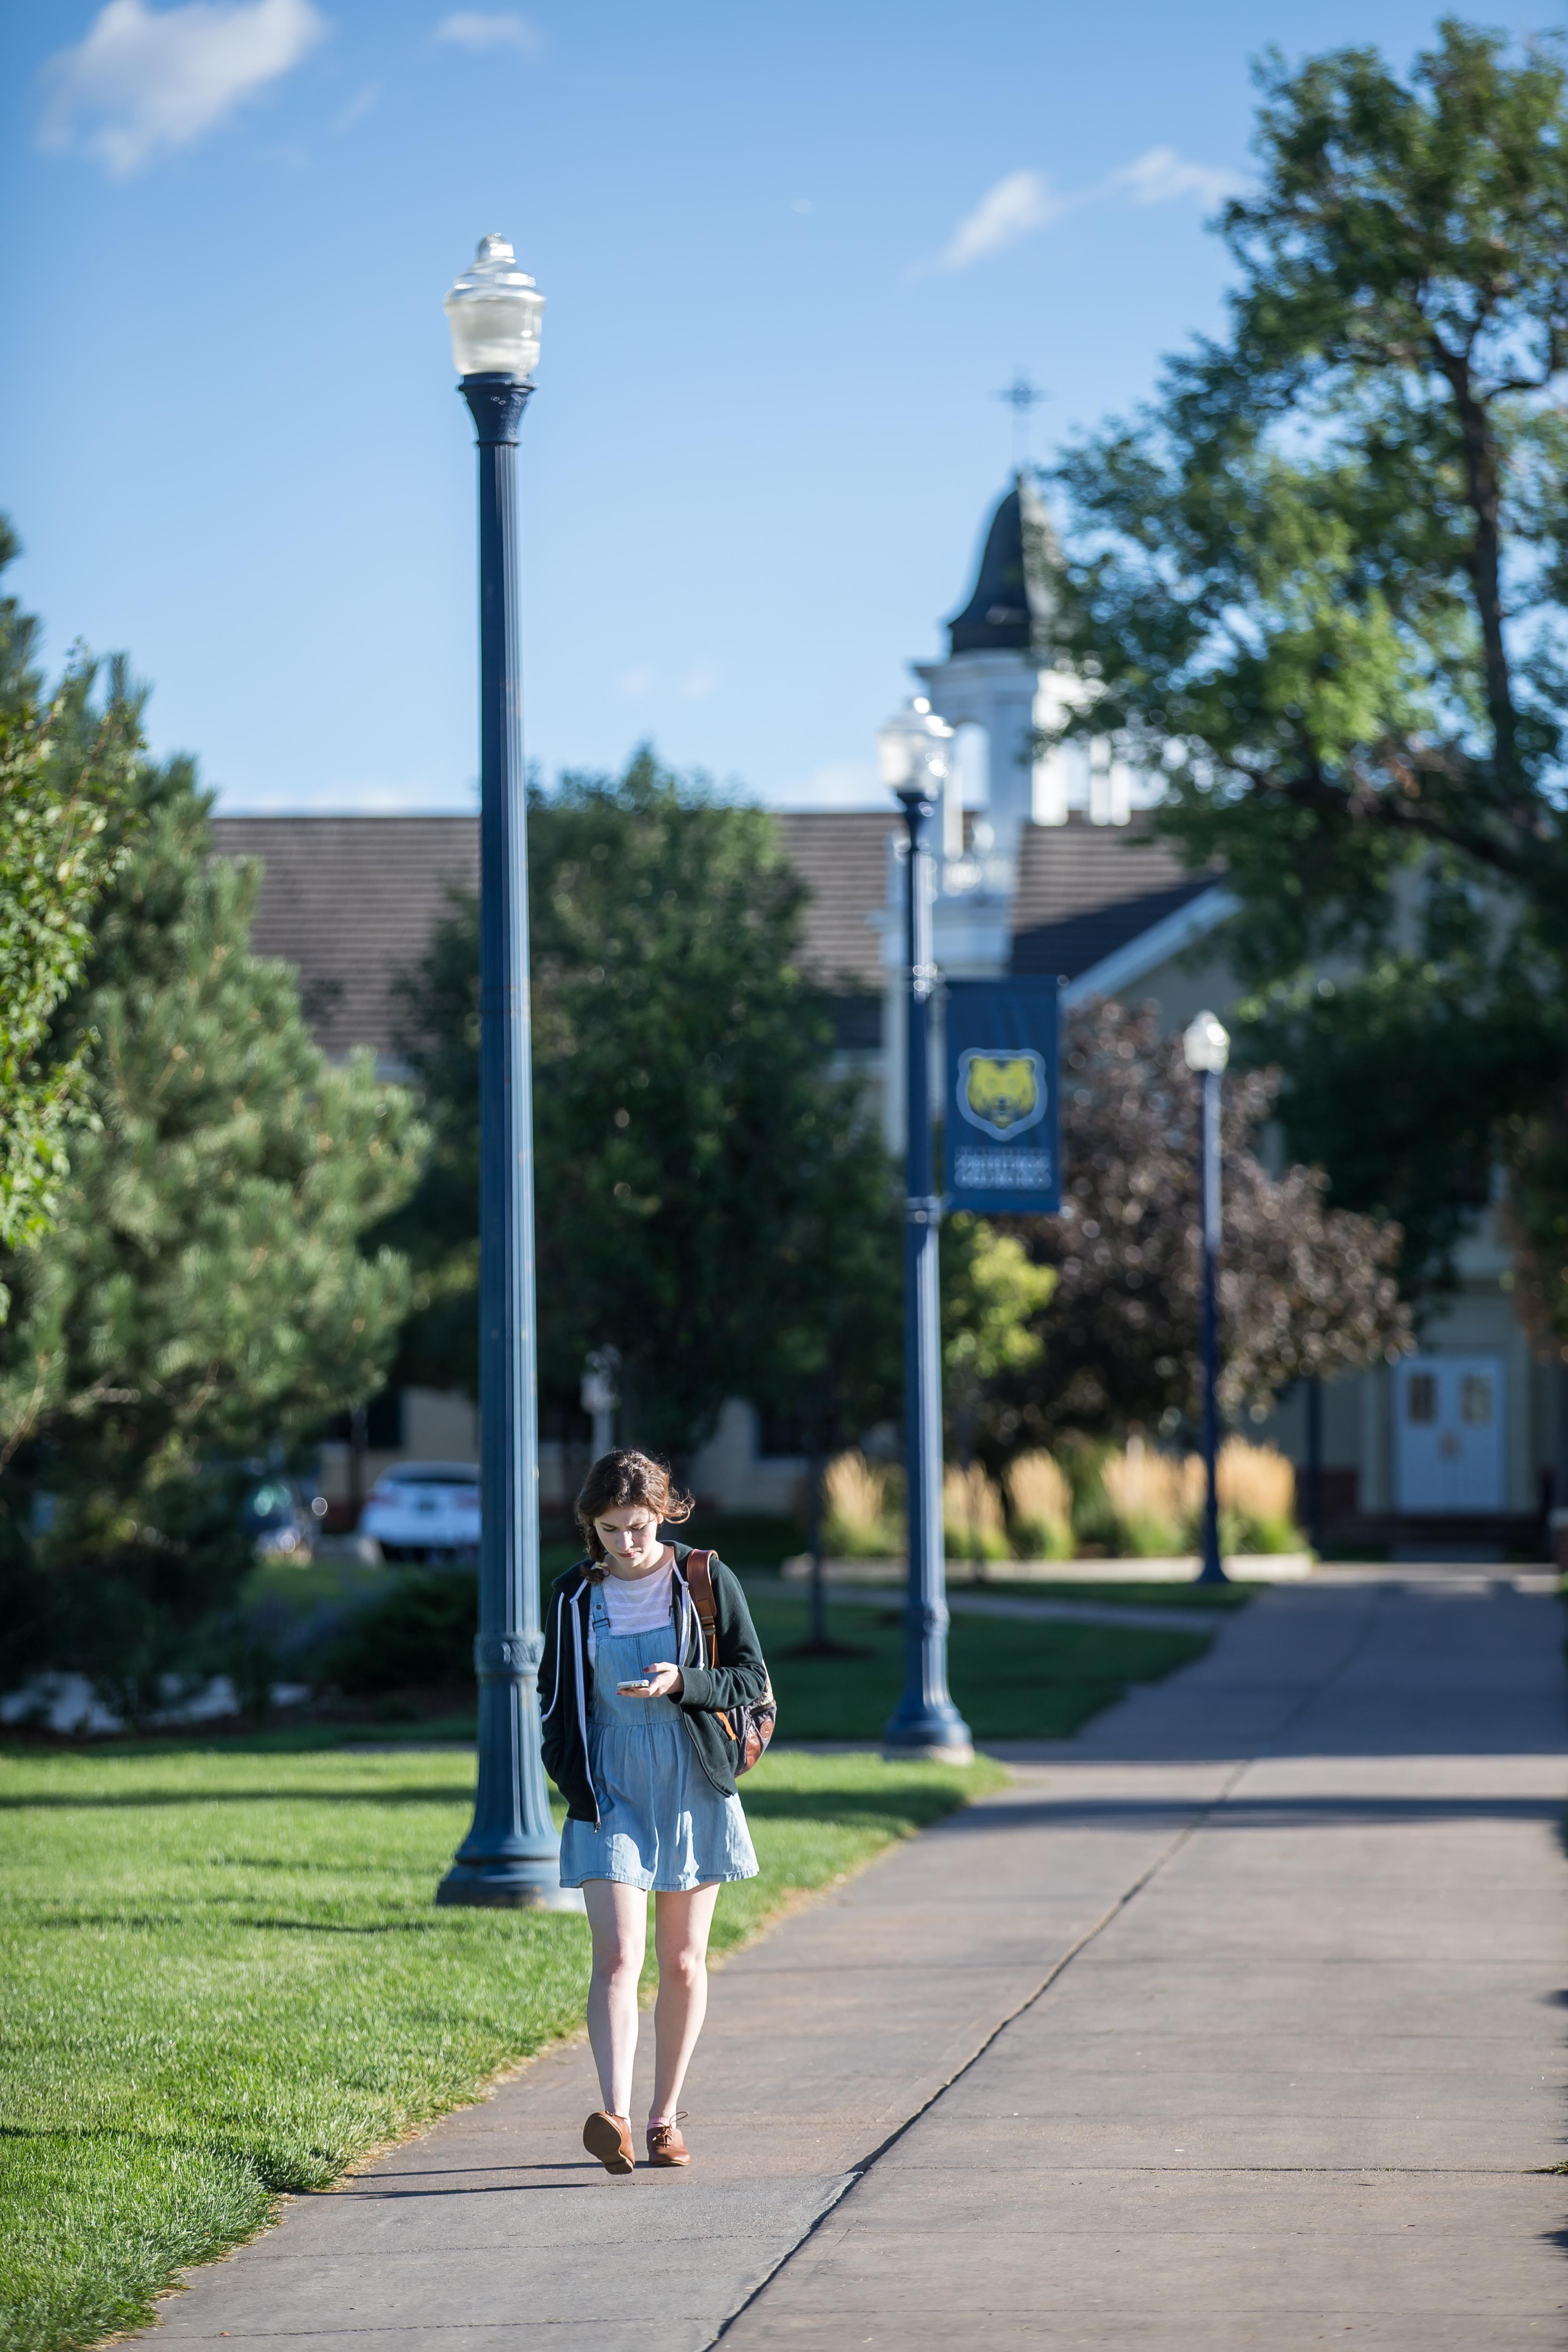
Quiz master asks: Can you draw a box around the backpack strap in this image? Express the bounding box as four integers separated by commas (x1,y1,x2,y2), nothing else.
684,1548,719,1666
682,1549,737,1740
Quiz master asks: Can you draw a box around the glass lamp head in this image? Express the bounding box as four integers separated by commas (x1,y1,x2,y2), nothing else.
444,235,545,379
1182,1009,1231,1074
877,698,953,798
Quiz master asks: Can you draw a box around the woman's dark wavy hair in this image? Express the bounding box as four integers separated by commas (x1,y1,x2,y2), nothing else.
574,1448,693,1579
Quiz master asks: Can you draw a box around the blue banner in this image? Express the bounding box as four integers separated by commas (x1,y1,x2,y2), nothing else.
943,977,1060,1212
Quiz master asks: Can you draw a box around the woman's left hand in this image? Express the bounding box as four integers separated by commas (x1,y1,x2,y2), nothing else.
629,1661,683,1700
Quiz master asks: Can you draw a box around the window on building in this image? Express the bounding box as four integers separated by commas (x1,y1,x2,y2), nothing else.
1406,1373,1435,1424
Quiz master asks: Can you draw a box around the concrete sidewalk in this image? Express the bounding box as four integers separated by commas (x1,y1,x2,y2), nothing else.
144,1571,1567,2351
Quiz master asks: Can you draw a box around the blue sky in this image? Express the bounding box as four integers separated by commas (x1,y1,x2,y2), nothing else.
3,0,1557,813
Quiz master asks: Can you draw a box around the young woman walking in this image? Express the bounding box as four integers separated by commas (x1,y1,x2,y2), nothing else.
539,1448,769,2176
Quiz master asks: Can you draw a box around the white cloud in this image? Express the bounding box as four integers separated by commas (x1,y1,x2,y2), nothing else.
334,78,378,131
1105,145,1244,210
433,12,541,56
768,759,887,811
923,147,1242,272
217,777,478,813
40,0,327,175
929,168,1065,272
615,660,719,701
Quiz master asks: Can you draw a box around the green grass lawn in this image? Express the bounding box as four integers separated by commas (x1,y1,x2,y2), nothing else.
749,1591,1211,1739
0,1743,997,2352
238,1557,1217,1744
754,1573,1259,1609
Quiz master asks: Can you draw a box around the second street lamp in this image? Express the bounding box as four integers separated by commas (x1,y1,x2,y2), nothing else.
436,235,573,1907
879,699,973,1762
1183,1009,1230,1588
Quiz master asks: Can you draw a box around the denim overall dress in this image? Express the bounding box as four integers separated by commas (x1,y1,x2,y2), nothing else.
557,1580,759,1894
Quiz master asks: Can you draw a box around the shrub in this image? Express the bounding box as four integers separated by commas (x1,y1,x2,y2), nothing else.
1101,1444,1188,1557
942,1463,1010,1562
1005,1451,1075,1559
319,1568,476,1694
821,1450,903,1557
1217,1438,1301,1553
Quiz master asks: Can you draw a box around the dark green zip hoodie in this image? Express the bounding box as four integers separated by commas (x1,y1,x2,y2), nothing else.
538,1543,770,1824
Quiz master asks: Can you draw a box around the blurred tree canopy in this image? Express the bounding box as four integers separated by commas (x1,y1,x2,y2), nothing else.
1048,19,1568,1330
386,750,903,1460
0,601,423,1695
987,1000,1409,1446
0,524,134,1299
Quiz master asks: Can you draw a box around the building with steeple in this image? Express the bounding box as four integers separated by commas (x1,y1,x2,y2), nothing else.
874,474,1226,1144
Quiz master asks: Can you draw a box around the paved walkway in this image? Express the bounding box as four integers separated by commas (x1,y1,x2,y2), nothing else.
145,1570,1566,2350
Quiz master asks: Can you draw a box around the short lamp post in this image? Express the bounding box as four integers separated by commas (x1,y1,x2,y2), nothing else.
436,236,574,1908
879,699,973,1761
1183,1009,1230,1587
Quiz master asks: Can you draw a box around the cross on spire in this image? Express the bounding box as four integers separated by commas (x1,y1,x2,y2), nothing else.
994,370,1051,469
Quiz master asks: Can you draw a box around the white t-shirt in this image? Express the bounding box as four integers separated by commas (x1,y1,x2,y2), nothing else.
587,1555,675,1663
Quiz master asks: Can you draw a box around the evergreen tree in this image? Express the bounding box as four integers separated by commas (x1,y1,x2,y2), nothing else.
0,665,424,1693
0,525,133,1295
1048,21,1568,1319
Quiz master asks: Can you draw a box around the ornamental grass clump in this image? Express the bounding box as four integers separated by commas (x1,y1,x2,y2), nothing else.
942,1462,1010,1563
1005,1451,1075,1560
1101,1443,1188,1557
821,1449,901,1558
1217,1438,1300,1553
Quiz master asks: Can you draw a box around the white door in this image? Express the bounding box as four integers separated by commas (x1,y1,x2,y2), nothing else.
1394,1356,1505,1514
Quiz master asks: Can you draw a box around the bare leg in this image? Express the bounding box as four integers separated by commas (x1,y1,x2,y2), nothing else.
582,1879,647,2118
649,1882,720,2124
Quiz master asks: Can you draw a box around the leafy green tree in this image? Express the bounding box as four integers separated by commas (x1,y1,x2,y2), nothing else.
388,750,901,1461
0,526,133,1294
1048,20,1568,1316
0,677,424,1696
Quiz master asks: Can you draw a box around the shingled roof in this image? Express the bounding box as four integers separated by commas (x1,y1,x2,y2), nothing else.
1010,813,1217,981
772,812,895,991
211,809,895,1057
210,816,479,1061
212,808,1217,1058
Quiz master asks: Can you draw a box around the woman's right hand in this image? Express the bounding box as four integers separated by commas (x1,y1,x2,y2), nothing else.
619,1661,683,1700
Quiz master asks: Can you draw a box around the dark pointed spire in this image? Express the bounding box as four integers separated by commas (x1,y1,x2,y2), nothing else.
945,470,1059,657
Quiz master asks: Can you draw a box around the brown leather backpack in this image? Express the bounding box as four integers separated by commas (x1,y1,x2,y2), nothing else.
683,1548,776,1774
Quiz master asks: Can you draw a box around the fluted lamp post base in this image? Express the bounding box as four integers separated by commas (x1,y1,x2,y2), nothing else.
437,1641,582,1911
883,1685,975,1765
437,1862,583,1911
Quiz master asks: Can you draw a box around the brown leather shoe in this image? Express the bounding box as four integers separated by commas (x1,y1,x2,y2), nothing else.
646,2114,691,2168
582,2111,635,2175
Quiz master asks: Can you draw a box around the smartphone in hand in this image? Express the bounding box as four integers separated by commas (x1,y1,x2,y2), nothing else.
617,1677,654,1695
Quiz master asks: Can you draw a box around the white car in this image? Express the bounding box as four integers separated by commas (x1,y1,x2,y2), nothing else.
361,1462,481,1563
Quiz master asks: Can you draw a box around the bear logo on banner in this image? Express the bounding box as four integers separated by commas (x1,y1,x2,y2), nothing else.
956,1048,1048,1142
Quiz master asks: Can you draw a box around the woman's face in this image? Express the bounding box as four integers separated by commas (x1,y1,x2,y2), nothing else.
594,1504,665,1576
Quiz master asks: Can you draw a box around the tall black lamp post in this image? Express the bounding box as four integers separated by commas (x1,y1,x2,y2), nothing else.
1183,1009,1230,1588
437,236,574,1909
878,700,973,1761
